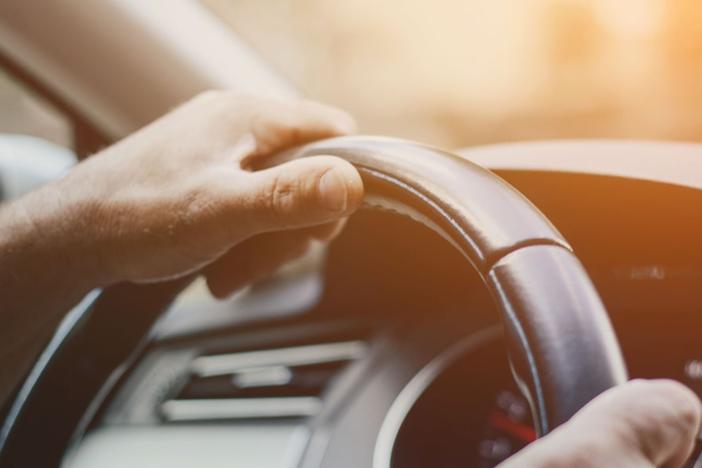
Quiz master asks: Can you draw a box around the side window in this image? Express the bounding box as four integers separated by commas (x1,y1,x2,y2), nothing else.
0,66,77,201
0,67,74,148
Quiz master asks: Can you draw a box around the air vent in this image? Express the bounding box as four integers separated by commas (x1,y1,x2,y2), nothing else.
160,341,366,422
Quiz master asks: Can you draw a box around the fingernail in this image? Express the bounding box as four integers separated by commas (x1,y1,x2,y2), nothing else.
318,168,348,212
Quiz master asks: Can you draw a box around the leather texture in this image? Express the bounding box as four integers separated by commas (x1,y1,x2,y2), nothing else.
289,136,628,434
290,136,571,274
487,245,627,433
0,136,628,466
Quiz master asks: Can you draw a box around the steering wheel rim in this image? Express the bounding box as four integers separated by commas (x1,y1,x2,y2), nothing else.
290,136,627,433
0,136,627,466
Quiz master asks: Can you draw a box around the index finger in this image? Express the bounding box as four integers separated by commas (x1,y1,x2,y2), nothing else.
243,99,357,170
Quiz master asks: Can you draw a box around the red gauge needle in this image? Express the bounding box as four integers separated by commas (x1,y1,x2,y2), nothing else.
488,410,537,443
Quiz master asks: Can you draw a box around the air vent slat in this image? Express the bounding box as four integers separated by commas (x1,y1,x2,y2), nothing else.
179,361,346,400
191,341,365,377
164,340,367,422
161,397,321,421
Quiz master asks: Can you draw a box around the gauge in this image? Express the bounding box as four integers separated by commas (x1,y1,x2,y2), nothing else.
476,389,534,467
391,337,536,467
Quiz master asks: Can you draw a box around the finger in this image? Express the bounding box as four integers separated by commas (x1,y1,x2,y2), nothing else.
205,221,343,298
585,380,701,468
205,231,310,299
499,379,701,468
230,155,363,235
244,99,357,168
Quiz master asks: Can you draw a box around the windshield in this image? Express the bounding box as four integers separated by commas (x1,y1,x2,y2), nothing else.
203,0,702,148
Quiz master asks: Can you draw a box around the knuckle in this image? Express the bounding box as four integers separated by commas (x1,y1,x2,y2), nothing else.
219,90,260,111
174,186,226,247
193,89,224,105
278,124,303,143
183,189,217,224
265,173,300,224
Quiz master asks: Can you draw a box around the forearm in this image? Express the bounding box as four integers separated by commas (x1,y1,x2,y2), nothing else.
0,186,96,404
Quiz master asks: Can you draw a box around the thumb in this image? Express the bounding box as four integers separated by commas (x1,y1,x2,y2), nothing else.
500,379,701,468
239,155,364,234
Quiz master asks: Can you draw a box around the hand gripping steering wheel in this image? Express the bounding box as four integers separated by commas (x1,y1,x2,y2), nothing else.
0,136,628,467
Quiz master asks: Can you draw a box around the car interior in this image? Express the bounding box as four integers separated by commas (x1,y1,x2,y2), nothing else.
1,2,702,468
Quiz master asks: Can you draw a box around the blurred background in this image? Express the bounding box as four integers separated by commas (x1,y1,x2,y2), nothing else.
3,0,702,151
202,0,702,148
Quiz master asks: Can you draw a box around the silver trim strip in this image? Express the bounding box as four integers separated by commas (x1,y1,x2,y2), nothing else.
191,341,366,377
372,326,502,468
0,289,101,451
161,397,322,421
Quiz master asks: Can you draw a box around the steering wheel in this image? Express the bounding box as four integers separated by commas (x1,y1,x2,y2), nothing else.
0,136,627,467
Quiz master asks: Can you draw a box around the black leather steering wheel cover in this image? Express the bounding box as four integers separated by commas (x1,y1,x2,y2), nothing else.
292,136,573,271
289,136,627,435
0,136,627,466
487,245,627,432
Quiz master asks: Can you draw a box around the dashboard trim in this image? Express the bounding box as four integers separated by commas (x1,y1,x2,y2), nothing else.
461,140,702,191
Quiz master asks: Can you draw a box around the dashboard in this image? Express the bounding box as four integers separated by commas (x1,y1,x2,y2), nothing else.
61,146,702,468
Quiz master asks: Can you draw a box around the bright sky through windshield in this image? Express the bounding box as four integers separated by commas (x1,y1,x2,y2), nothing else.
204,0,702,148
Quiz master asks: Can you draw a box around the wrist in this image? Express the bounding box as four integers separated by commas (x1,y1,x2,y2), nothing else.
0,182,109,298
